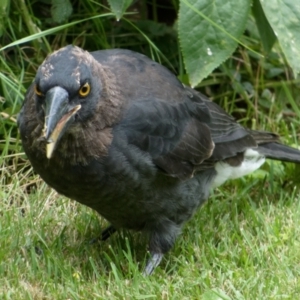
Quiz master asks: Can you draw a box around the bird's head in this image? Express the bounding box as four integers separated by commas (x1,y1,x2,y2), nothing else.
33,45,103,159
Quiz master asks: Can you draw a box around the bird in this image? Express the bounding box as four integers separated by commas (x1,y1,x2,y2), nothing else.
18,45,300,275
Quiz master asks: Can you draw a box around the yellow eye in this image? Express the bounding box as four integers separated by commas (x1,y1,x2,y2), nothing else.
34,84,43,96
79,82,91,97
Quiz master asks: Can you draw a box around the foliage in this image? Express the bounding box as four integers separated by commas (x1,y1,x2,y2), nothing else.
258,0,300,78
178,0,300,86
9,0,298,87
107,0,133,21
178,0,251,87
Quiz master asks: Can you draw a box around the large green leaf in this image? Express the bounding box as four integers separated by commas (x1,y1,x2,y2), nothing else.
260,0,300,77
51,0,73,24
108,0,133,21
252,0,276,53
178,0,250,87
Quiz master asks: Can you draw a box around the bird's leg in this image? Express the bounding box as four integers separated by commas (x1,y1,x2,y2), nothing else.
89,225,116,244
143,222,180,275
100,225,117,241
143,252,164,276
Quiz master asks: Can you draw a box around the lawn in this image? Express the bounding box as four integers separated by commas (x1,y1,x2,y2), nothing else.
1,159,300,299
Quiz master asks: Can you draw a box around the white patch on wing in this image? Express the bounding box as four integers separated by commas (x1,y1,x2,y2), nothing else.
211,148,266,188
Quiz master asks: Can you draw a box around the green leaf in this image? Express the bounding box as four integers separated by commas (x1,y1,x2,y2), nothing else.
260,0,300,77
0,0,9,37
51,0,73,24
178,0,251,87
252,0,276,53
0,13,114,51
108,0,133,21
202,289,232,300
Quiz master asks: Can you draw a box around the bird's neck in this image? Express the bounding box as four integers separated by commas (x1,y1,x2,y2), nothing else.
49,123,113,166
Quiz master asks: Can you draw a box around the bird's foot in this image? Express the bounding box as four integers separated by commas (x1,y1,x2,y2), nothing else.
89,225,116,244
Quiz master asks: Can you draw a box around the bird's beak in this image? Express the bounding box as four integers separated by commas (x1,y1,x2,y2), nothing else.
43,86,81,159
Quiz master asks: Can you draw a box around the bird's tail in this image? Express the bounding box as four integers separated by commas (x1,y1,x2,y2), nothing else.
257,142,300,164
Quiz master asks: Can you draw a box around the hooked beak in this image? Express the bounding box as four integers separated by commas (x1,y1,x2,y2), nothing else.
43,86,81,159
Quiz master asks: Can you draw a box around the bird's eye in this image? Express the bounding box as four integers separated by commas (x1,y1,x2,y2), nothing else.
34,84,43,96
79,82,91,97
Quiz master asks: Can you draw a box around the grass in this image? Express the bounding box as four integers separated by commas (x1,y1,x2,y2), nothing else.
1,2,300,299
1,164,300,299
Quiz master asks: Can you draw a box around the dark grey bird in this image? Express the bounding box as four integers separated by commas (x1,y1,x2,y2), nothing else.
18,45,300,275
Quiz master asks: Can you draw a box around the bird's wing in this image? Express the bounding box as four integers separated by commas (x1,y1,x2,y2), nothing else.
185,88,258,162
116,98,214,180
116,87,260,179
